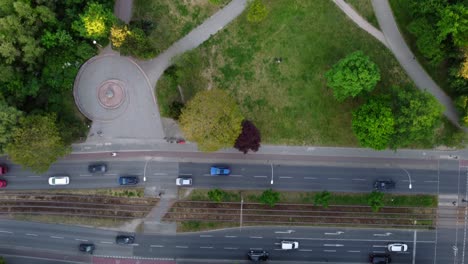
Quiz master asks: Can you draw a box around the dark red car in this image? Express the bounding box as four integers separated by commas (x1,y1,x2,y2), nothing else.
0,165,8,175
0,179,7,188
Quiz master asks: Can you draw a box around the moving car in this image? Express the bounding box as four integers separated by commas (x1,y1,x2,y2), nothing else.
210,166,231,176
247,250,269,262
369,253,391,264
0,165,8,175
79,243,95,254
373,180,395,191
176,177,192,186
116,235,135,244
88,163,107,173
387,243,408,252
48,176,70,186
281,240,299,250
118,176,139,185
0,179,7,188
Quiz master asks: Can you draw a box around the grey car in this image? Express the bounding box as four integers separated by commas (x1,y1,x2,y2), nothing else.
88,163,107,173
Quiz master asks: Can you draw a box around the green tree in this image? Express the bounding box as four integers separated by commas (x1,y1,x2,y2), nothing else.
72,2,115,40
0,101,22,153
5,114,70,173
367,191,384,212
437,4,468,47
391,88,444,148
0,256,5,264
179,89,244,152
352,99,395,150
325,51,381,101
314,190,331,208
247,0,268,23
408,18,446,64
259,189,280,207
208,188,227,202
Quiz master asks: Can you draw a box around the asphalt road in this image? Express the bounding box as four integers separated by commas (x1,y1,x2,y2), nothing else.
0,159,460,195
0,220,440,264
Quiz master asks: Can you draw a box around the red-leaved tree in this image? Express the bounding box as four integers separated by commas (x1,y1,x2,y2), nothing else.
234,120,261,154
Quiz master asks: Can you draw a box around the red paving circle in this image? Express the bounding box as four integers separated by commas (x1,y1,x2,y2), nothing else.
97,80,126,109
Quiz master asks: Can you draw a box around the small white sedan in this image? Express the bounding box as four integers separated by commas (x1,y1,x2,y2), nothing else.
176,177,192,186
281,240,299,250
387,243,408,252
48,176,70,186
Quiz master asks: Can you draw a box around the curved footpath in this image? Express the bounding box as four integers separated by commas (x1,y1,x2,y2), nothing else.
334,0,460,128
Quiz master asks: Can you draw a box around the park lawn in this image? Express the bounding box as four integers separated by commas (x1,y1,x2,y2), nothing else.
132,0,230,54
164,0,413,146
345,0,379,29
389,0,452,96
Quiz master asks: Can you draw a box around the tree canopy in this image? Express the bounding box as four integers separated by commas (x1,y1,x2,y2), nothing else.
0,101,22,153
234,120,261,154
247,0,268,23
6,114,70,173
325,51,381,101
352,99,395,150
179,89,244,152
72,2,115,40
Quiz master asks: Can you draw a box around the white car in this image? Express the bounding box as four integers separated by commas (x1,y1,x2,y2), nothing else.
176,177,192,186
281,240,299,250
387,243,408,252
48,176,70,186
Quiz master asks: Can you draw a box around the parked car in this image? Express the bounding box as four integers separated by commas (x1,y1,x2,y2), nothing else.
247,250,269,262
79,243,95,254
176,177,192,186
373,180,395,191
118,176,139,185
0,179,7,188
210,166,231,176
281,240,299,250
116,235,135,244
387,243,408,252
88,163,107,173
369,253,391,264
0,165,8,175
48,176,70,186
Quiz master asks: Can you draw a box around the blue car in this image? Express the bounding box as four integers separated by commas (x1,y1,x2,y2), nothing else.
119,176,139,185
210,166,231,176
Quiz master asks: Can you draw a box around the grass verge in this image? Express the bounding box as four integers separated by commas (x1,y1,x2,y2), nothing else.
23,188,146,198
177,220,238,232
12,214,129,228
185,189,437,207
345,0,379,28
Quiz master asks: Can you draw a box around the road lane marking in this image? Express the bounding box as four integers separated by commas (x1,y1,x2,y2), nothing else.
153,173,168,176
250,236,263,239
176,246,188,248
373,250,386,253
352,178,366,181
200,246,213,249
50,236,63,239
348,250,360,253
25,233,38,236
224,247,238,250
79,174,92,177
254,176,267,178
230,175,243,177
150,245,164,248
250,248,263,250
100,241,113,244
279,176,292,179
324,250,336,252
179,173,192,176
28,176,40,178
0,231,13,234
373,233,392,237
203,174,211,176
304,177,317,180
324,244,343,247
75,239,88,241
327,178,342,180
200,235,212,237
299,249,312,252
225,235,237,238
324,231,344,235
104,173,117,176
275,230,295,234
373,245,386,248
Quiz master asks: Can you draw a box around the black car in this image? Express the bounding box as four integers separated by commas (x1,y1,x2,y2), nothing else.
88,163,107,173
118,176,139,185
369,253,391,264
248,250,269,262
373,180,396,191
116,235,135,244
79,243,95,254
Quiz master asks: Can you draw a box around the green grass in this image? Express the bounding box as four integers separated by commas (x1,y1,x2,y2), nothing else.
159,0,414,146
178,220,237,232
132,0,230,54
389,0,452,96
186,189,437,207
28,188,146,198
345,0,379,28
13,214,129,228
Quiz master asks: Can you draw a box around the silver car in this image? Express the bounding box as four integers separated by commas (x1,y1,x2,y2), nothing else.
48,176,70,186
387,243,408,252
176,177,192,186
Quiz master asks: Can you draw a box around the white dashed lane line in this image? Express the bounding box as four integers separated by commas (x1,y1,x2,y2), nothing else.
348,250,361,253
373,245,386,248
179,173,192,176
79,174,92,177
254,176,267,178
100,241,113,244
304,177,317,180
250,236,263,239
50,236,63,239
104,173,117,176
176,246,188,248
324,250,336,252
0,231,13,234
75,238,88,241
250,248,263,250
225,235,237,238
200,246,213,249
200,235,212,238
224,247,238,250
230,175,243,177
150,245,164,248
352,178,366,181
327,178,342,180
28,176,40,178
279,176,292,179
299,249,313,252
25,233,38,236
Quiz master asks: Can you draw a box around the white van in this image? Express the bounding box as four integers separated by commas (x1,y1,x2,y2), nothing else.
281,241,299,250
48,176,70,186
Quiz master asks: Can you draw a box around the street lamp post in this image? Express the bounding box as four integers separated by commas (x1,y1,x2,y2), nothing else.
240,194,244,230
270,163,274,185
400,167,412,189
